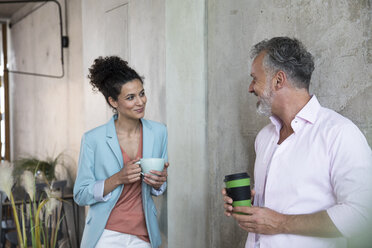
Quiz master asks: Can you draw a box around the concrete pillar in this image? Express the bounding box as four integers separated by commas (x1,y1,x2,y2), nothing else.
166,0,208,247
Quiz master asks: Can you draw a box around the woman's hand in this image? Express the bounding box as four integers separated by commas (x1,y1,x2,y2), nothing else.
117,157,142,184
143,162,169,190
103,158,142,196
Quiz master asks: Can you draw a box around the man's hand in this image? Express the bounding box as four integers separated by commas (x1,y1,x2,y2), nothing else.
143,162,169,190
232,207,343,237
222,188,233,216
232,206,287,235
222,188,256,217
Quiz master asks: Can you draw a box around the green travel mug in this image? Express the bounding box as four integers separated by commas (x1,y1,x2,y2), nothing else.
224,172,251,207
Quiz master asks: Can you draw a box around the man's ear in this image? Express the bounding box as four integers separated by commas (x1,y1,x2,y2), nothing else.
108,96,118,108
275,71,287,90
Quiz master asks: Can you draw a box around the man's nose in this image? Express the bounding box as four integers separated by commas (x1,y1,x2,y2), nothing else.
248,81,254,93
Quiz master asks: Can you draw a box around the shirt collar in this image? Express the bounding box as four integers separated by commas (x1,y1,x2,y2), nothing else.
295,95,321,124
269,95,321,134
269,115,283,135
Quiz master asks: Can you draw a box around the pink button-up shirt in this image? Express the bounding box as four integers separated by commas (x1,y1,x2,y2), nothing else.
246,96,372,248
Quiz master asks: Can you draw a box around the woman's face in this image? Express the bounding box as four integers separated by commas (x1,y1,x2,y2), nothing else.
109,79,147,121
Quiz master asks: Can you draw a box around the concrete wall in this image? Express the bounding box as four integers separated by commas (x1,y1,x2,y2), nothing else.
166,0,208,247
8,0,84,183
207,3,258,247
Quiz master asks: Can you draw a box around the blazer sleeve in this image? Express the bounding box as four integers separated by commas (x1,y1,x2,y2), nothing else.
73,133,102,206
151,125,168,196
161,125,168,162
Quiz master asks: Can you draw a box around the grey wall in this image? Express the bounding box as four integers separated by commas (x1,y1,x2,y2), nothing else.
207,2,259,247
166,0,208,247
9,0,84,183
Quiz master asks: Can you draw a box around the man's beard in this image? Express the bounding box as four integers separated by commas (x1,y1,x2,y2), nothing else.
256,83,273,117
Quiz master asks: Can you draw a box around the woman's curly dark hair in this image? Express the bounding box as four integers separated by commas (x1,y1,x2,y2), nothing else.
88,56,143,108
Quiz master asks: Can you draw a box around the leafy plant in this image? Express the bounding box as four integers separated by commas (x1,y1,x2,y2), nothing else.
14,153,68,182
14,156,59,182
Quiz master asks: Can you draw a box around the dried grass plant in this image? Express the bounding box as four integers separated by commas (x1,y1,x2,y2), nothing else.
0,160,64,248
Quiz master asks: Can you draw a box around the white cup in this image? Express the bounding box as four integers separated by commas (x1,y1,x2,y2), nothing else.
136,158,165,175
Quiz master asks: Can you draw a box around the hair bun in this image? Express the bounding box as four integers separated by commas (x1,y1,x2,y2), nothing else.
87,56,143,109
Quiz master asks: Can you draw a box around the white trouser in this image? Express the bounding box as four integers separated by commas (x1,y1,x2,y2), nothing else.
95,229,151,248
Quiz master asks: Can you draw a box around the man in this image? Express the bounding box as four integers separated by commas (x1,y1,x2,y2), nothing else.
223,37,372,248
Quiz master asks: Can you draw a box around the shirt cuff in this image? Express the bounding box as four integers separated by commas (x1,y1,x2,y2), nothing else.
151,182,167,196
93,180,112,202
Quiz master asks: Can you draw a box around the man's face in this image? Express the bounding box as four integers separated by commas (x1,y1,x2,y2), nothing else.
249,52,274,116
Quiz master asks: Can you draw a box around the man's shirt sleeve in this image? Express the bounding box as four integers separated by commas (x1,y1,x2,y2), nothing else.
327,123,372,237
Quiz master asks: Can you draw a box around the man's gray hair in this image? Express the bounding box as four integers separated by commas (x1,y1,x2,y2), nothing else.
251,37,315,90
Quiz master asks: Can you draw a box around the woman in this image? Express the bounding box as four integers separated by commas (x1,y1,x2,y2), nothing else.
73,56,169,248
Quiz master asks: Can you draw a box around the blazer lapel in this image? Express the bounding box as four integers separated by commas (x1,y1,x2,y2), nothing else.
106,115,123,168
141,119,154,237
141,119,154,158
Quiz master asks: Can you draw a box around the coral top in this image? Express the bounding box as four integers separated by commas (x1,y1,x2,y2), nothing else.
105,125,149,242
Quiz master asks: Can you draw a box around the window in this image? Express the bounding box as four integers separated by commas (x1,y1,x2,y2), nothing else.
0,23,10,161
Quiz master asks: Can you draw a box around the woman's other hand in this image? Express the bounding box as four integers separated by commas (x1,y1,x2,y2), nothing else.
143,162,169,190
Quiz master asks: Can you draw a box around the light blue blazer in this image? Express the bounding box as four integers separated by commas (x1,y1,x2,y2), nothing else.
73,115,168,248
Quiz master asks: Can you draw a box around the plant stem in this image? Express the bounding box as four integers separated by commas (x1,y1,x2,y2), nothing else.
29,203,36,248
10,194,24,247
21,203,27,247
35,199,48,248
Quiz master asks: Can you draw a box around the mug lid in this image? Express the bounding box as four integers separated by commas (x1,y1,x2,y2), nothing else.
224,172,249,182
